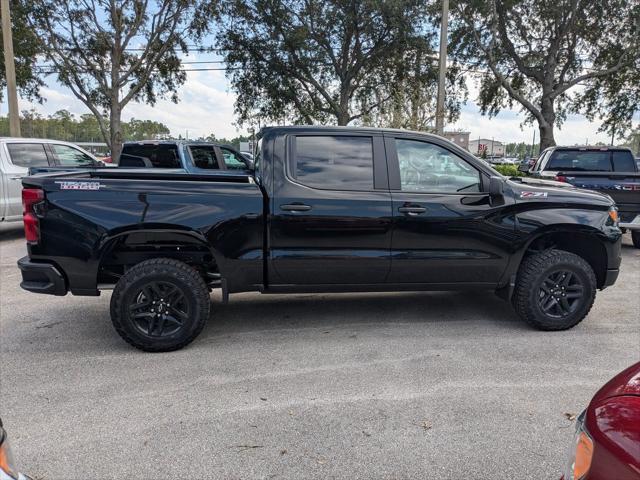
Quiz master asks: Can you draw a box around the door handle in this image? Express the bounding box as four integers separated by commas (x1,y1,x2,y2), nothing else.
280,203,312,212
398,205,427,215
10,176,23,181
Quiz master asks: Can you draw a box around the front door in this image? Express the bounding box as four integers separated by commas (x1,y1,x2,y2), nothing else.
270,132,392,285
385,135,515,285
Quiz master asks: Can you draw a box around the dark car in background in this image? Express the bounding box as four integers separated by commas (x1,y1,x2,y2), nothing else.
562,362,640,480
118,140,251,172
527,146,640,248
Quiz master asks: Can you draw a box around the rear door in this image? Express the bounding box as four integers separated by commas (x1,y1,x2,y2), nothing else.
269,132,392,285
3,142,52,218
385,134,514,285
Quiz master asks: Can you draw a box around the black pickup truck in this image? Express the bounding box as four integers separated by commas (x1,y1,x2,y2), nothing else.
18,126,622,351
528,146,640,247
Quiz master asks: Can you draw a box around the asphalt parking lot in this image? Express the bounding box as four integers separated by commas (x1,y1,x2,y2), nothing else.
1,226,638,480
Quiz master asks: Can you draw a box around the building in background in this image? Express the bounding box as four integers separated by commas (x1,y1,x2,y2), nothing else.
443,131,470,151
468,138,505,157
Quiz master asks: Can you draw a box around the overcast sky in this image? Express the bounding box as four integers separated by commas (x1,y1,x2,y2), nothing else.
3,52,635,145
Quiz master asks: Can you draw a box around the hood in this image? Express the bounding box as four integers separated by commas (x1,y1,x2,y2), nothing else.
592,362,640,402
507,176,615,207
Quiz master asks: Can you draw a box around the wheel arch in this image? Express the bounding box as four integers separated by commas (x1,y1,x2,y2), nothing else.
96,227,225,287
508,226,609,289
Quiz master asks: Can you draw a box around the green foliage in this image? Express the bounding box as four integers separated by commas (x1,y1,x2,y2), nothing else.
451,0,640,149
492,164,525,177
0,0,43,101
504,142,539,159
27,0,216,159
217,0,465,127
0,109,170,142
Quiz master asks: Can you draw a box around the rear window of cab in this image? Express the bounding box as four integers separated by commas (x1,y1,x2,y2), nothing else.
546,149,636,172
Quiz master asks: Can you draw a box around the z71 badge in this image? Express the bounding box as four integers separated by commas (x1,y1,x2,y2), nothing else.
55,181,103,191
520,191,548,198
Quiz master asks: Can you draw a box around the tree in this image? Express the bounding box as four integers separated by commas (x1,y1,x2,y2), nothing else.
0,0,43,101
451,0,640,150
28,0,215,160
217,0,440,127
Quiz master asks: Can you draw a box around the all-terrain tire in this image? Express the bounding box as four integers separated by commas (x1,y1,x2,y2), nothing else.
513,249,596,331
110,258,210,352
631,230,640,249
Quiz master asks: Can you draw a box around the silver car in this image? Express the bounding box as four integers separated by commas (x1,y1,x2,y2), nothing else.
0,138,102,225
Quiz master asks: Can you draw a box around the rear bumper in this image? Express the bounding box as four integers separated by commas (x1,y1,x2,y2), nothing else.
17,256,68,296
619,213,640,230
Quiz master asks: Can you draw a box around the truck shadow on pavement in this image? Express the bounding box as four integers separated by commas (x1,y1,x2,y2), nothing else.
199,290,526,340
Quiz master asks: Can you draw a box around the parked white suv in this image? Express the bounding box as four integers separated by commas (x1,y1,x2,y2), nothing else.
0,138,103,225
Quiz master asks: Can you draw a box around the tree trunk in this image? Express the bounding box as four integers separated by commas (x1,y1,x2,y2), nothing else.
336,111,350,126
538,97,557,151
110,104,123,162
538,122,556,152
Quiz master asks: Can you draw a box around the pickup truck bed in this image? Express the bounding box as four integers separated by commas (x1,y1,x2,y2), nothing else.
17,126,623,351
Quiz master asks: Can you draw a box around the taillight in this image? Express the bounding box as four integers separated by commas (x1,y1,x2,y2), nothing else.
555,174,567,183
22,188,44,244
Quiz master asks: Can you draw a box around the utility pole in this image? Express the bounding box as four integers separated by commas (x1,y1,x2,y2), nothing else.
1,0,20,136
435,0,448,136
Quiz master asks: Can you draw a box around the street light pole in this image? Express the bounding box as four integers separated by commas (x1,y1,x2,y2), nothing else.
1,0,21,136
435,0,449,136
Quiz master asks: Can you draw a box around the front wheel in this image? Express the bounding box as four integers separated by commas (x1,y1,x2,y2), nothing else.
110,258,210,352
631,230,640,249
513,249,596,331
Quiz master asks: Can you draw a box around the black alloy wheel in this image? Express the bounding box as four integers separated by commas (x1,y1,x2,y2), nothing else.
537,270,585,318
128,281,190,338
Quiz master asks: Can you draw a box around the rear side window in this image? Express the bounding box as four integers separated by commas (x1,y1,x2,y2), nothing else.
547,151,611,171
292,136,374,191
6,143,49,168
611,151,636,171
120,144,181,168
189,145,219,169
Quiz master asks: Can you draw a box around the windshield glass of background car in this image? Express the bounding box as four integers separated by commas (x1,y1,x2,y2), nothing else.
395,139,481,193
547,151,611,171
291,135,374,191
6,143,49,168
189,146,219,169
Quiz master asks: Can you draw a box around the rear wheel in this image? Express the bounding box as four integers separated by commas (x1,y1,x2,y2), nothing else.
110,258,210,352
632,230,640,249
513,249,596,331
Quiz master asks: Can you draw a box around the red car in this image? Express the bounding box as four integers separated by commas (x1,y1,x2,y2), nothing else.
562,362,640,479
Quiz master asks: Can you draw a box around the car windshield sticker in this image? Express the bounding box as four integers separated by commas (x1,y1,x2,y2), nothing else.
520,191,547,198
55,181,103,190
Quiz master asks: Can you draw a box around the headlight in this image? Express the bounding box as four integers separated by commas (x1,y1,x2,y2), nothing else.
608,206,619,226
563,410,594,480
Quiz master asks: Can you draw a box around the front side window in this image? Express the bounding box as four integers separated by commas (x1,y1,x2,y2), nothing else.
52,144,95,166
6,143,49,168
292,135,374,191
220,147,247,170
395,139,481,193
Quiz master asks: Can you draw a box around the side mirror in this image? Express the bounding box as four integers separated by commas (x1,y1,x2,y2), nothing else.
489,175,504,198
518,163,530,173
